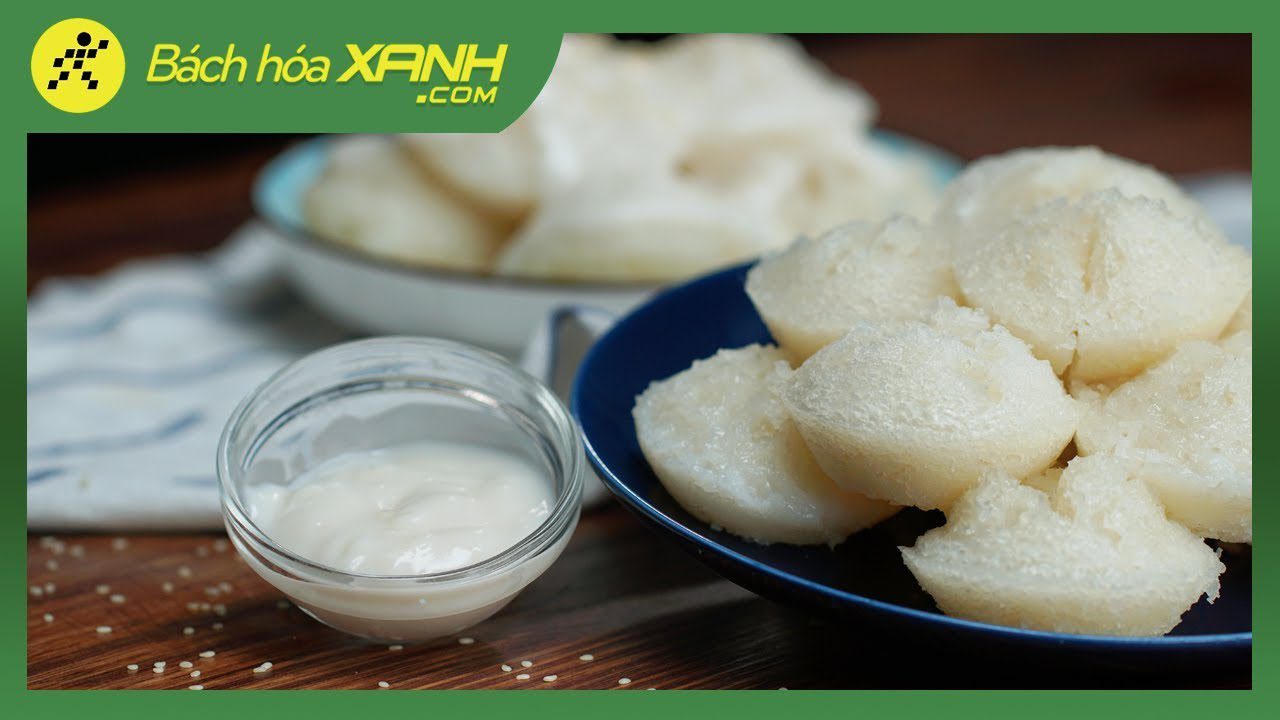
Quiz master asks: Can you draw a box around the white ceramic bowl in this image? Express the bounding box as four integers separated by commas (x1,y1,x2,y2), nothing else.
253,138,656,355
252,134,962,355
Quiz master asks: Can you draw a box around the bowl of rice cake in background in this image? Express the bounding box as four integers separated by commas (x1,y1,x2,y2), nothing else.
253,34,958,353
575,146,1252,666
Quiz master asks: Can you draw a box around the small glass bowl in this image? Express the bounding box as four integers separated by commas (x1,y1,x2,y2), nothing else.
217,337,583,643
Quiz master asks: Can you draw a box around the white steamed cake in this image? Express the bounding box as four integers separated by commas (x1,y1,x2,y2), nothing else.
1075,331,1252,542
303,136,501,271
746,215,959,362
633,345,898,545
784,299,1077,510
901,455,1224,636
952,190,1249,383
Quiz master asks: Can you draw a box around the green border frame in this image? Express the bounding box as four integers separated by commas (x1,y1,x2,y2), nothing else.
5,1,1267,715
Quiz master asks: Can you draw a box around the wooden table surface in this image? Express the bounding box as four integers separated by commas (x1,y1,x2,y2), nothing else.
27,35,1250,690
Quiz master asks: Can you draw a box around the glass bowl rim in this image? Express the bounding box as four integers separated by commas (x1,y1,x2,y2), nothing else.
216,336,584,587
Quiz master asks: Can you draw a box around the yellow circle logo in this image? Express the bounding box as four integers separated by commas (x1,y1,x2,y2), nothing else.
31,18,124,113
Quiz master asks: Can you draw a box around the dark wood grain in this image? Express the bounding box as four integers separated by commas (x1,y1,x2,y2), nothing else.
26,35,1250,690
25,509,1246,690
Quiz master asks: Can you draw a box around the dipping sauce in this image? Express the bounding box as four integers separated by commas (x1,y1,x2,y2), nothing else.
219,337,583,642
246,441,554,576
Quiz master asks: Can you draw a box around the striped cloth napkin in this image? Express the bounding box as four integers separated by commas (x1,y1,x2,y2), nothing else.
27,226,351,530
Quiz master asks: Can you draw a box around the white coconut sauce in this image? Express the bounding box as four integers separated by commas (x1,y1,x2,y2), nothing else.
247,442,553,576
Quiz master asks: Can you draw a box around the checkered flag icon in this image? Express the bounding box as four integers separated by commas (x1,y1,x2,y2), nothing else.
47,32,108,90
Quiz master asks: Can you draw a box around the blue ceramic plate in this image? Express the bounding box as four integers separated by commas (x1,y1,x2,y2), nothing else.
573,262,1252,668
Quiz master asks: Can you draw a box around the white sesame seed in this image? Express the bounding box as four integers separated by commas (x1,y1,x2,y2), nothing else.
196,546,210,557
186,602,200,612
45,559,59,571
520,660,533,667
516,673,530,680
180,661,193,669
212,622,224,631
109,594,126,604
199,650,216,658
153,667,165,674
96,584,110,595
378,681,390,689
188,685,204,690
218,582,233,593
162,582,174,593
579,654,594,661
178,566,193,579
183,627,195,636
387,645,403,651
276,600,290,609
29,586,42,597
50,542,65,555
253,661,273,673
204,587,221,597
213,539,229,553
200,603,212,612
126,664,138,672
96,626,112,634
155,661,167,668
43,613,54,622
44,582,56,594
190,670,201,678
111,538,128,551
618,678,632,685
213,604,227,616
543,675,557,682
70,545,85,558
458,637,475,645
500,664,512,672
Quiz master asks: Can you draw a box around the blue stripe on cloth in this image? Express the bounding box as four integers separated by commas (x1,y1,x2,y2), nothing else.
27,346,278,395
27,410,203,460
26,467,67,484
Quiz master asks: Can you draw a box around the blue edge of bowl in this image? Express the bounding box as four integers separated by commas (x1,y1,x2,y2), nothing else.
570,135,1251,668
